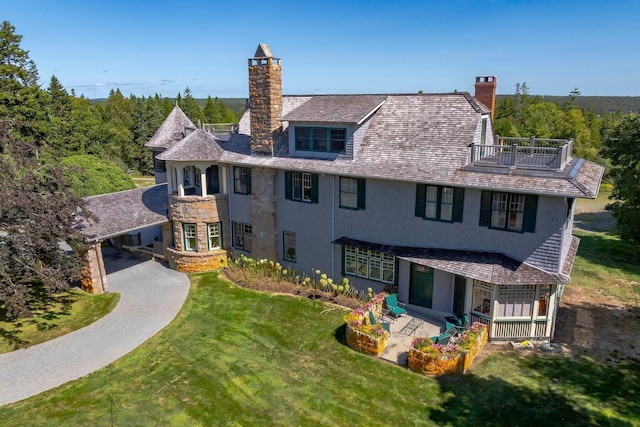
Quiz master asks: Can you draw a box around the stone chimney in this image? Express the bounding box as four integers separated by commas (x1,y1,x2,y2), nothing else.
474,76,497,120
248,43,282,155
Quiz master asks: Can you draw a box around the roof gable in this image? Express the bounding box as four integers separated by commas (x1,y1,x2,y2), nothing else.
156,129,224,161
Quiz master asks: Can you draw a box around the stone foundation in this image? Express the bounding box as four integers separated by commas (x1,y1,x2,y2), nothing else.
166,247,229,273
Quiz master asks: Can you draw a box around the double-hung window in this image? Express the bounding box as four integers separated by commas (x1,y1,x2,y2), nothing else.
415,184,464,222
283,231,296,262
233,167,251,195
207,222,222,250
343,246,395,284
295,127,346,153
479,191,538,232
183,223,197,252
339,177,366,210
232,222,252,252
285,171,318,203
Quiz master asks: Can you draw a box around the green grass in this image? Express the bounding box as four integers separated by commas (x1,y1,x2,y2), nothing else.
131,175,156,188
0,290,120,354
571,229,640,304
1,274,637,426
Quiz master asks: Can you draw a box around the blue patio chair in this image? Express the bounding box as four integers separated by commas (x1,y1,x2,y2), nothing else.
436,333,451,345
368,311,390,334
384,294,407,318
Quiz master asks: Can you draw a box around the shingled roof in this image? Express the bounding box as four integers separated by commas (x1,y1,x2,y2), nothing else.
77,184,169,241
145,106,196,149
156,129,224,161
281,94,386,124
333,236,570,285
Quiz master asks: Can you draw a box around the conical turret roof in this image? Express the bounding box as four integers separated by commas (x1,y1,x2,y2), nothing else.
145,105,196,149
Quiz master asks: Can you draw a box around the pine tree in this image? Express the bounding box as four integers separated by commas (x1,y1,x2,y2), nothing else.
179,87,203,125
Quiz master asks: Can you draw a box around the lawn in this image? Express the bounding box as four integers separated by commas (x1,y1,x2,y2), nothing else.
0,290,120,354
1,273,637,426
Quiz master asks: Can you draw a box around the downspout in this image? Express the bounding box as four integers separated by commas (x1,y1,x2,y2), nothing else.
331,175,335,278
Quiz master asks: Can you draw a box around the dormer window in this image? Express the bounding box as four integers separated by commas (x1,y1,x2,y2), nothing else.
295,127,346,153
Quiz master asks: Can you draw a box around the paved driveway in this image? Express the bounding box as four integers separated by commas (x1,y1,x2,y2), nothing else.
0,249,190,406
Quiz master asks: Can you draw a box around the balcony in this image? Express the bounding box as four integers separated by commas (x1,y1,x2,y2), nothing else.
469,136,573,171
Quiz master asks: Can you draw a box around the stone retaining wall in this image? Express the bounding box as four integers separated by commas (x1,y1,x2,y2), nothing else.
345,325,388,356
166,247,228,273
408,329,488,376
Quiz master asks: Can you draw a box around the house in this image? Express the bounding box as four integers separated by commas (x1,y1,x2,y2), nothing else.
80,44,604,341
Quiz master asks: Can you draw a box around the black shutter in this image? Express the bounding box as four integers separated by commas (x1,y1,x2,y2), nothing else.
284,171,292,200
479,191,492,226
452,188,465,223
523,195,538,233
246,168,252,195
415,184,426,218
219,221,224,248
310,173,319,203
341,245,346,276
357,178,366,210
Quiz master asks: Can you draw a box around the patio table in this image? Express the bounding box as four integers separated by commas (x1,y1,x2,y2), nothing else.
399,317,423,336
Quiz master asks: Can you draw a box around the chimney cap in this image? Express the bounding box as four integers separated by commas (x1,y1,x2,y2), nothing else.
475,76,497,83
253,43,274,58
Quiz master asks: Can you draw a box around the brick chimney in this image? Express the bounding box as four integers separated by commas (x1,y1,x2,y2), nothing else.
248,44,282,155
475,76,497,120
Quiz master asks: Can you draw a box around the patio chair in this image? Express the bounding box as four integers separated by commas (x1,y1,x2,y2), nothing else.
369,311,390,334
436,333,451,345
384,294,407,318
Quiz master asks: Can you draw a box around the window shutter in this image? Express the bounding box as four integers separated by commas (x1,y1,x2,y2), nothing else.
246,169,252,195
310,173,319,203
452,188,465,223
415,184,426,218
341,245,346,276
284,171,292,200
357,178,366,210
523,195,538,233
219,221,224,248
479,191,492,226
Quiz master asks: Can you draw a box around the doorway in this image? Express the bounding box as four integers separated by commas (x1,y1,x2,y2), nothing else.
409,263,434,308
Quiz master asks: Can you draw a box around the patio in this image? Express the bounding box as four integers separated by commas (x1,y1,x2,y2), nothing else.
379,310,444,366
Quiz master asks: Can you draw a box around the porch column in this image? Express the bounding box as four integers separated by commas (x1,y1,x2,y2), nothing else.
167,165,174,194
200,167,207,196
80,242,108,294
221,165,228,194
177,166,185,197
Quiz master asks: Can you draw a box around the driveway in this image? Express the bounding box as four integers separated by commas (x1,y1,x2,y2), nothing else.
0,248,190,406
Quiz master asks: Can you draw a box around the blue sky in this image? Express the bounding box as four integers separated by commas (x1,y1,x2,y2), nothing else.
5,0,639,99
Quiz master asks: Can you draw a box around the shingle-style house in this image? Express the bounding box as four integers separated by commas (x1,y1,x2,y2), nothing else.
80,44,603,341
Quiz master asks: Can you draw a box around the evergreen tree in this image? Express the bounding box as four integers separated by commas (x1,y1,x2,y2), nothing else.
179,87,203,125
46,75,72,155
102,89,134,170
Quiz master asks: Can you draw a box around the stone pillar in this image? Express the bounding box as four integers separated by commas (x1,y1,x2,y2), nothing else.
248,43,282,155
251,167,278,261
80,242,108,294
474,76,497,120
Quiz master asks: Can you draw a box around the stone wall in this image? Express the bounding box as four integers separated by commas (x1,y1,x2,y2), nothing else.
251,167,278,261
345,325,388,356
408,329,488,376
166,194,230,273
248,57,282,155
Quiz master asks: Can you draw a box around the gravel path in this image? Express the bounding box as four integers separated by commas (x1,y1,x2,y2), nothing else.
0,249,190,406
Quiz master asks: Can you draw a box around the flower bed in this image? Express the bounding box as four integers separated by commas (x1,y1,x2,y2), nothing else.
408,322,488,376
343,296,389,356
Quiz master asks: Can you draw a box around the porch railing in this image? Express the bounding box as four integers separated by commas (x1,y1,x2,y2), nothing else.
469,136,573,171
491,319,550,340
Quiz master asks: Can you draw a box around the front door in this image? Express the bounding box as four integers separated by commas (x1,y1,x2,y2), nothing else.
453,275,466,319
409,263,434,308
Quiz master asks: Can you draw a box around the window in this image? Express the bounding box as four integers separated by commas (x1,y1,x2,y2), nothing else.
153,152,166,173
232,222,252,252
415,184,464,222
339,177,366,210
182,223,197,252
207,222,222,250
472,280,492,316
233,167,251,195
343,246,395,284
206,165,220,195
295,127,346,153
285,171,318,203
283,231,296,262
479,191,538,232
195,167,201,186
497,285,535,318
480,116,488,145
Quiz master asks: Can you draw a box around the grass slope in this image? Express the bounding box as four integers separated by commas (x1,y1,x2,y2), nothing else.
1,274,637,426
